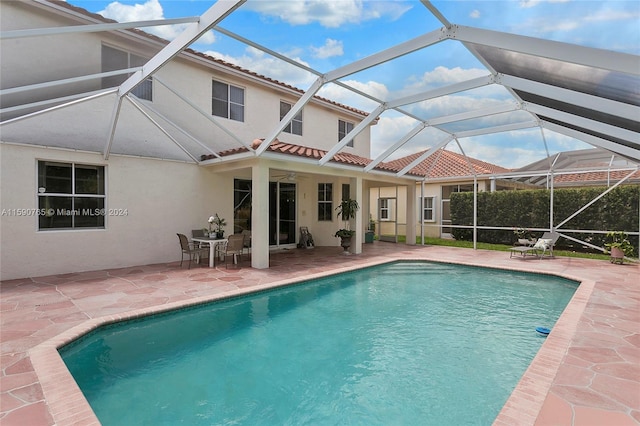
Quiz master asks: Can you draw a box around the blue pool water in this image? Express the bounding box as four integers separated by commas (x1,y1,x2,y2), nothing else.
60,261,577,425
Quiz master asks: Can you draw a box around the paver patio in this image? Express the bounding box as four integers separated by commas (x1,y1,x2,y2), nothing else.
1,242,638,425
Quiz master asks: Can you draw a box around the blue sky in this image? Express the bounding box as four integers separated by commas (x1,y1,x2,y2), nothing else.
69,0,639,168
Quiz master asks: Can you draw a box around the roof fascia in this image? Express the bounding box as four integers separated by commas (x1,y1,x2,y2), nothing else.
453,25,638,75
499,74,639,121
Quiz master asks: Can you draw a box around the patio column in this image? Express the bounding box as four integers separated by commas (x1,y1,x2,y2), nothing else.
251,163,269,269
351,176,363,254
406,182,417,245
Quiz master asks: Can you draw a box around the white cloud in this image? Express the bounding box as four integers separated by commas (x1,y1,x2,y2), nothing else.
246,0,412,28
470,10,480,19
203,47,317,89
98,0,215,43
310,39,344,59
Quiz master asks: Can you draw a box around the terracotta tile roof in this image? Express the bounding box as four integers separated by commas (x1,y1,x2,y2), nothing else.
203,140,508,179
554,170,640,184
379,149,510,178
45,1,369,118
204,139,373,168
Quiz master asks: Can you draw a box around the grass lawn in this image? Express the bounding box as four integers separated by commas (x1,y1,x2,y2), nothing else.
391,236,619,261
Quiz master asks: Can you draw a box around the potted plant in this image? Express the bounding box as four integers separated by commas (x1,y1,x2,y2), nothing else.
604,231,634,264
208,213,227,238
335,198,359,253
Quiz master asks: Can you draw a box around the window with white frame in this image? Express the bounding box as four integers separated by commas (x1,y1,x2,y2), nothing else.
37,161,106,230
422,196,436,222
280,101,303,135
318,183,333,221
101,45,152,101
380,198,389,220
338,119,354,147
212,80,245,122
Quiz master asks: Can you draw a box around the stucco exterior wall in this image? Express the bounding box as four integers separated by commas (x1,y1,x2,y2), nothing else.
0,143,230,280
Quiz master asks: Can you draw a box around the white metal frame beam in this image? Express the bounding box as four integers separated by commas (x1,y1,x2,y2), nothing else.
453,25,638,75
319,103,387,165
365,123,429,172
525,103,638,144
154,76,249,150
0,17,199,39
255,76,327,156
103,0,246,159
398,136,454,176
325,28,448,82
454,120,538,138
499,74,640,121
543,122,640,161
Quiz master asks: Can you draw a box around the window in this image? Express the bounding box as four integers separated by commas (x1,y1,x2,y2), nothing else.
212,80,244,122
280,101,303,135
338,119,354,148
380,198,389,220
101,45,152,101
37,161,106,230
318,183,333,221
422,196,436,222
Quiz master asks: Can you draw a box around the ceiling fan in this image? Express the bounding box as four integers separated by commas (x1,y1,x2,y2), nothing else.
273,172,306,182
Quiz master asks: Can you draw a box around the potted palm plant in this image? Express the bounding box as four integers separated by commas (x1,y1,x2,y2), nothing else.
335,198,359,253
604,231,634,264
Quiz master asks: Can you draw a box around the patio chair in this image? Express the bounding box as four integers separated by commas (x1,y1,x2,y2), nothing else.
192,229,206,247
241,229,251,259
217,234,246,268
509,232,559,259
177,233,208,269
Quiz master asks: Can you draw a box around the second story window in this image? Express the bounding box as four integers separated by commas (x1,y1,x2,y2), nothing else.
212,80,244,122
318,183,333,221
101,45,152,101
280,101,303,135
338,119,354,148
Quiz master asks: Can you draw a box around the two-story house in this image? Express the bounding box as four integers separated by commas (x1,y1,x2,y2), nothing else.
0,0,420,280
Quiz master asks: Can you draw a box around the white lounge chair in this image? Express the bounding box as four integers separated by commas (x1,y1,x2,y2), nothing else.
509,232,559,259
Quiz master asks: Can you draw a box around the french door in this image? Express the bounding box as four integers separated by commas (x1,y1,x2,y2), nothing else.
269,181,296,246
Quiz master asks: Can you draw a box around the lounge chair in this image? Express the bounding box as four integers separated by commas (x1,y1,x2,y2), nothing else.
509,232,559,259
177,233,208,269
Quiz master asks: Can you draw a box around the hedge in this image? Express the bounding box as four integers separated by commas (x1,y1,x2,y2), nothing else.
450,185,639,253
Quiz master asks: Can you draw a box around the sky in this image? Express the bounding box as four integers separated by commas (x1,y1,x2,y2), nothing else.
68,0,639,168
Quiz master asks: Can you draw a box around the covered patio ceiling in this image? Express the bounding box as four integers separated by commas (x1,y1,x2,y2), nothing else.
1,0,638,179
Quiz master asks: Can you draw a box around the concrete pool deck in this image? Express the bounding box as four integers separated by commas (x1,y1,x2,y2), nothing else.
1,242,638,425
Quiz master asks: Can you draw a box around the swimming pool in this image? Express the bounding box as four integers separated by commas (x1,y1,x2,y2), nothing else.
60,261,577,425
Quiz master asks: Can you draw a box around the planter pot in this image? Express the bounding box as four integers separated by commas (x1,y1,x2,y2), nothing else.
610,247,625,264
340,236,352,252
365,231,374,244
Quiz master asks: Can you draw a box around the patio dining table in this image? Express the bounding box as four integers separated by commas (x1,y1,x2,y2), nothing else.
192,237,228,267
